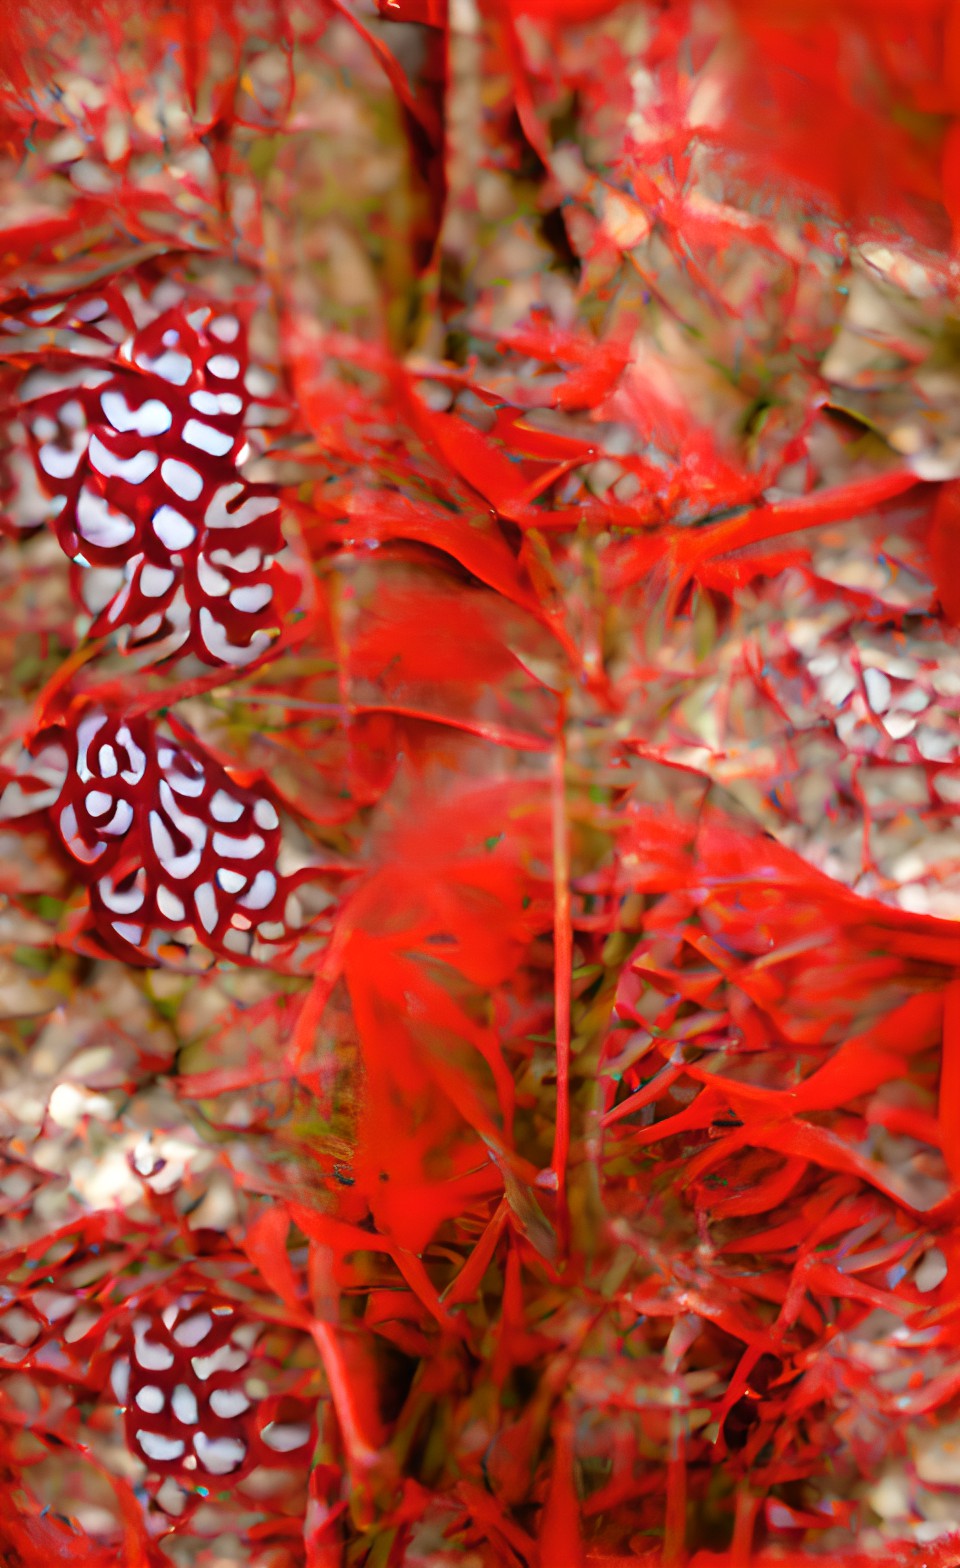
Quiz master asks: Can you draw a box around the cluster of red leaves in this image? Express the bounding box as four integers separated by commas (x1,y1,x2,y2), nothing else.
0,1,959,1566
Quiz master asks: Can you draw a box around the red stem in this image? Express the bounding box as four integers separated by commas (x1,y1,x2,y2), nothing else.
551,703,572,1252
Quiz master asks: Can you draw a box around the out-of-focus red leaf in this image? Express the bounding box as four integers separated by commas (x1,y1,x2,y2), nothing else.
377,0,445,23
721,0,954,238
508,0,627,18
244,1206,310,1323
930,480,960,624
539,1407,585,1568
940,979,960,1187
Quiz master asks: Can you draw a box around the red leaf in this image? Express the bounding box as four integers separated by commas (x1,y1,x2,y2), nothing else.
244,1206,309,1322
941,979,960,1187
930,480,960,624
539,1408,585,1568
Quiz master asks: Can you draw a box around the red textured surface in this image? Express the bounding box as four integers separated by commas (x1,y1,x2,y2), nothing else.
0,1,959,1565
9,704,297,963
2,276,301,666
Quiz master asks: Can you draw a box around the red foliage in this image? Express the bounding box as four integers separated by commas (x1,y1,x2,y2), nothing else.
720,1,957,232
